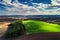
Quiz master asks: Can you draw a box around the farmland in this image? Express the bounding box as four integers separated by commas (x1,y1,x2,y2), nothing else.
0,17,60,40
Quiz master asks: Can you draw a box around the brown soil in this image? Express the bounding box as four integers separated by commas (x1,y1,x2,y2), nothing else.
15,33,60,40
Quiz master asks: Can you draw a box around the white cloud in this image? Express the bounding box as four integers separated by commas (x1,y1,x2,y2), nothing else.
3,0,11,4
51,0,60,5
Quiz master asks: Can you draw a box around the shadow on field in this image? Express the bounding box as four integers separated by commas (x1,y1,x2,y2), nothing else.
1,21,25,40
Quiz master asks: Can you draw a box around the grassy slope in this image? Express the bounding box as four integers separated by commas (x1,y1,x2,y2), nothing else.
22,20,60,34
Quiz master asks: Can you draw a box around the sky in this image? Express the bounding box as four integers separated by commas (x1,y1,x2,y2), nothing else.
0,0,60,15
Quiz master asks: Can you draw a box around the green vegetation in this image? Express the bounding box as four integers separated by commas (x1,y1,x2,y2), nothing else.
22,20,60,34
8,20,22,34
6,20,60,37
5,20,25,38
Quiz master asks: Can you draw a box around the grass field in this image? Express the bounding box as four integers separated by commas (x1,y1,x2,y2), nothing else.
2,20,60,37
22,20,60,34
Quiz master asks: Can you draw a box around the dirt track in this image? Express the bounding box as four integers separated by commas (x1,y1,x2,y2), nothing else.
0,22,10,37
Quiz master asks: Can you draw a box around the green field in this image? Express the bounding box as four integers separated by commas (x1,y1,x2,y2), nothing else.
22,20,60,34
7,20,60,35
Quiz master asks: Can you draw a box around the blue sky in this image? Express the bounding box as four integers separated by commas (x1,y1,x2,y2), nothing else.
11,0,51,6
18,0,51,4
0,0,60,15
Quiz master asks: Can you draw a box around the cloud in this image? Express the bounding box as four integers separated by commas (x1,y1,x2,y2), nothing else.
3,0,11,4
4,4,60,15
51,0,60,5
